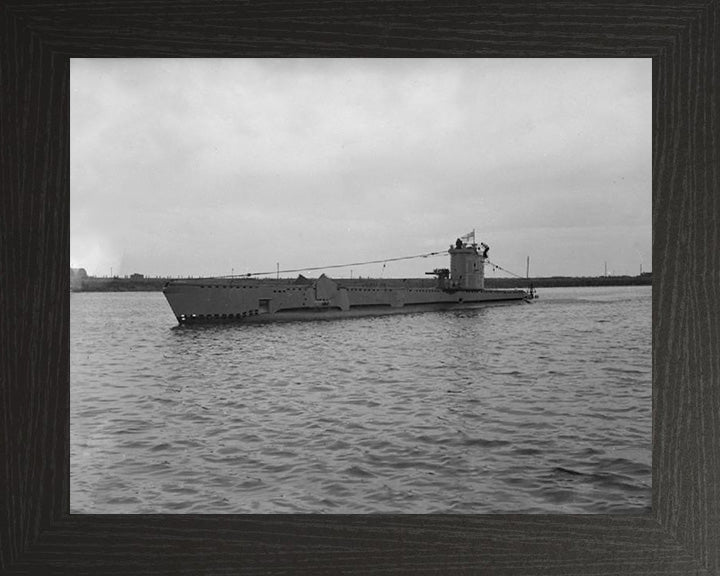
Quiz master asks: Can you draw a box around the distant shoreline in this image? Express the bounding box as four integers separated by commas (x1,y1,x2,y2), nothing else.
71,274,652,292
486,275,651,289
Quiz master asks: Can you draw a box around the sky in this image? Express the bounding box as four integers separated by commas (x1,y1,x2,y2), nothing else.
71,58,651,279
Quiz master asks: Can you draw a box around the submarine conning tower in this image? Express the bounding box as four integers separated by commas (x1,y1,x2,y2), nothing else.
448,237,486,290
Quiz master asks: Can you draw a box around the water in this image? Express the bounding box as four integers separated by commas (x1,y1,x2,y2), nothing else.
71,285,652,514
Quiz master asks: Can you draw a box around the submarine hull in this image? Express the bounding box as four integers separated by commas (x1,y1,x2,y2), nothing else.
164,277,528,325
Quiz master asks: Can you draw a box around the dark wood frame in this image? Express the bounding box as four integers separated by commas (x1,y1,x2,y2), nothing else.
1,2,718,574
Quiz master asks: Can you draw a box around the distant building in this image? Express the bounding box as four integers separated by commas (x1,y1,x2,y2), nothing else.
70,268,88,291
130,273,145,279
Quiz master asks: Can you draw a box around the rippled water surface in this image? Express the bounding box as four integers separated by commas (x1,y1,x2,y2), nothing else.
71,285,651,513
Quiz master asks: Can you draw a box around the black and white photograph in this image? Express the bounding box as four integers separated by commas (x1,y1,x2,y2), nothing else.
70,58,651,514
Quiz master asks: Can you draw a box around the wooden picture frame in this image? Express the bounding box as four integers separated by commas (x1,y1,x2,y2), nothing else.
2,1,718,574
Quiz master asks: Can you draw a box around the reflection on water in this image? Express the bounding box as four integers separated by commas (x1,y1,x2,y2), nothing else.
71,285,651,513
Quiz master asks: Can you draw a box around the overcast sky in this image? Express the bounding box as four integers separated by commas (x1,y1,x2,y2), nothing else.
71,58,651,279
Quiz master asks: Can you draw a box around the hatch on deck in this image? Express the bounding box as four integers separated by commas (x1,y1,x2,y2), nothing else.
314,274,338,300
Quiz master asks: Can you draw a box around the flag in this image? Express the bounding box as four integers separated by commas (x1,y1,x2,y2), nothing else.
460,229,475,243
